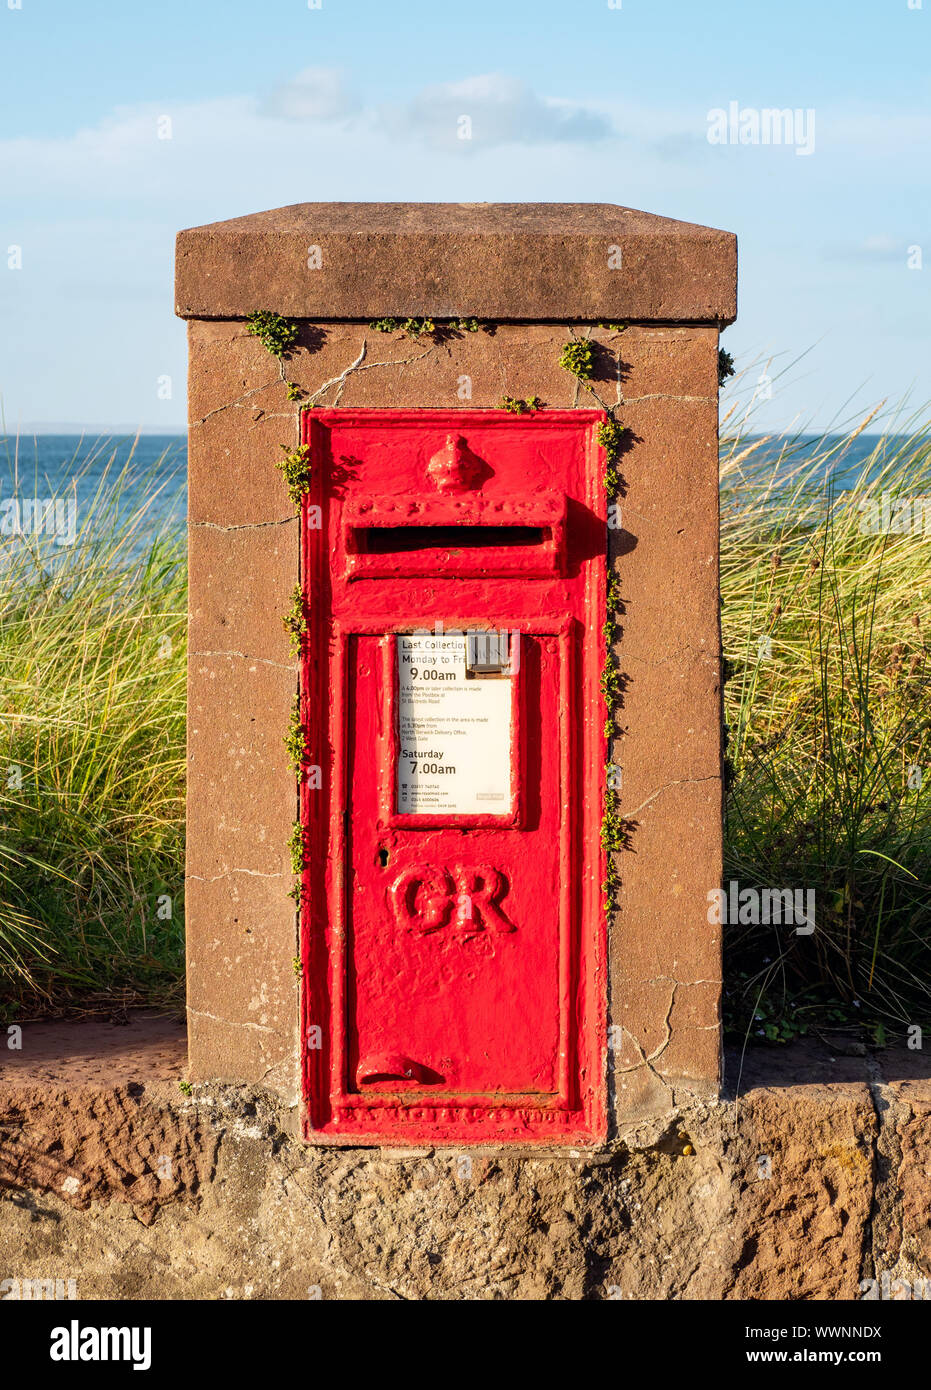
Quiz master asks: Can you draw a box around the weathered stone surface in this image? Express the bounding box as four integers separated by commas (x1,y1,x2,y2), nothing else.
1,1023,928,1300
188,522,297,667
727,1084,875,1301
0,1017,209,1228
175,203,737,324
871,1077,931,1280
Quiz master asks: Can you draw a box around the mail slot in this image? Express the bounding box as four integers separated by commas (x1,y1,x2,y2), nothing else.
343,488,567,579
300,408,607,1144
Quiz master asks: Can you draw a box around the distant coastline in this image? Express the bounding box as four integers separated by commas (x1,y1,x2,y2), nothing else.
8,424,187,436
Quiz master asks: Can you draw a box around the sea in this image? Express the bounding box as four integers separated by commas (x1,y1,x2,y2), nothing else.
0,430,924,542
0,433,188,536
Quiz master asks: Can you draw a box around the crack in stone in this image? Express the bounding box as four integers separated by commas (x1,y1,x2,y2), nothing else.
641,976,723,986
621,394,715,405
187,869,284,883
565,325,615,415
191,518,296,532
191,650,296,672
862,1058,884,1283
188,1008,275,1035
653,986,677,1064
307,339,438,407
624,774,720,818
614,989,677,1085
190,371,285,426
862,1050,905,1286
308,340,368,402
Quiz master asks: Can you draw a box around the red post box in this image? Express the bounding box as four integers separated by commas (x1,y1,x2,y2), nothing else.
300,409,607,1144
178,202,736,1140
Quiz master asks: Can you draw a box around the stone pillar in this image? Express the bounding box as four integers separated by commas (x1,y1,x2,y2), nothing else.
175,203,737,1134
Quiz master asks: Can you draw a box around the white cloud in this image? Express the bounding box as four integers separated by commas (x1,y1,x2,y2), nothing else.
821,109,931,154
0,97,260,199
0,72,621,205
822,234,918,262
262,67,360,122
4,74,923,214
381,73,615,148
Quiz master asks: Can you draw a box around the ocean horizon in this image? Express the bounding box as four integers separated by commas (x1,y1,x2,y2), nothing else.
0,429,925,540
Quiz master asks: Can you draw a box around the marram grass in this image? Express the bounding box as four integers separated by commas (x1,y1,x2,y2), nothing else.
720,389,931,1043
0,441,186,1017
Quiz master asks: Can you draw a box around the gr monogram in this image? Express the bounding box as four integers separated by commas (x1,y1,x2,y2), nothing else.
389,863,516,936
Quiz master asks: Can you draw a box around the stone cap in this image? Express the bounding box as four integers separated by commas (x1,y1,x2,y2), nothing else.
175,202,736,325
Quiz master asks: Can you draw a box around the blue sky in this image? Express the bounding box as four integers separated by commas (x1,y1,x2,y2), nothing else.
1,0,928,432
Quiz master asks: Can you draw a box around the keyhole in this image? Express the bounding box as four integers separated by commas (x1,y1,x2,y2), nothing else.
378,847,390,868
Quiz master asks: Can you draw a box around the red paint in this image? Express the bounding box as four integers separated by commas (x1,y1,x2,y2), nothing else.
300,410,607,1145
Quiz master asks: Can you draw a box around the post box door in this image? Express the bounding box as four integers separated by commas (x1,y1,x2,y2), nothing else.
301,409,606,1146
348,630,562,1098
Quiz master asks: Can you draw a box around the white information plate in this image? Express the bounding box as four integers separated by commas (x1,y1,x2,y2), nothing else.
396,634,512,815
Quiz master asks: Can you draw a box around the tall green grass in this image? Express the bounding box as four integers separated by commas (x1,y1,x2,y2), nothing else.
720,386,931,1043
1,407,929,1044
0,440,186,1018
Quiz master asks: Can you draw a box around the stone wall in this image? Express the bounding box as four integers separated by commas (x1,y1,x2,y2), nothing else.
1,1018,928,1300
